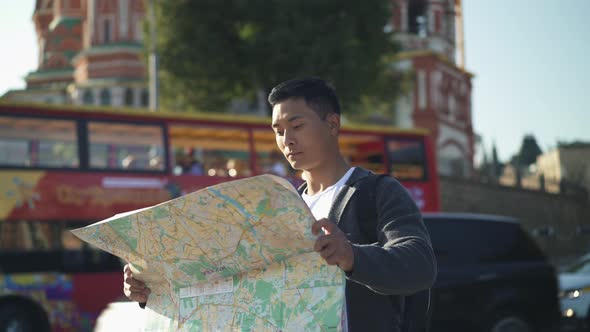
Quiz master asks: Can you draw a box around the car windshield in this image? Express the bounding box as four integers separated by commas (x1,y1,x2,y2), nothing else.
564,259,590,274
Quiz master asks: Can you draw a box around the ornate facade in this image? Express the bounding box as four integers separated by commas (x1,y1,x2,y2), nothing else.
392,0,475,177
6,0,147,108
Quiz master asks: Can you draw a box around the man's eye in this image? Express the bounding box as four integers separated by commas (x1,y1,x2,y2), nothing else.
294,124,303,129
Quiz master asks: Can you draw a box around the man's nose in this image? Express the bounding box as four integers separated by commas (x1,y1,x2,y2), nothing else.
283,130,295,146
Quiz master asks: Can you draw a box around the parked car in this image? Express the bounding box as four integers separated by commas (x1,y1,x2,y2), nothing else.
559,252,590,331
422,212,560,332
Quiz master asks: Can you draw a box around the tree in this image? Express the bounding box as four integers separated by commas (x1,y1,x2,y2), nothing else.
516,134,542,167
151,0,403,121
491,142,500,181
478,142,489,178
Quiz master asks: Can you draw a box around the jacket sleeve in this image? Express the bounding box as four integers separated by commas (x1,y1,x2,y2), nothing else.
344,178,437,296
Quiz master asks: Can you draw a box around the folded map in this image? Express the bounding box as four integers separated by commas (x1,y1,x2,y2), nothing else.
72,174,345,331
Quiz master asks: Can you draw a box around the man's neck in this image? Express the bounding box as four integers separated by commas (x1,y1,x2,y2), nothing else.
304,156,351,196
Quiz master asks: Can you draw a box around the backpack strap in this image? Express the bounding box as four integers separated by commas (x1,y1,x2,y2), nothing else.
355,172,387,244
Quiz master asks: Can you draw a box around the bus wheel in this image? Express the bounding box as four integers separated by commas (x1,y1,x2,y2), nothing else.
0,302,49,332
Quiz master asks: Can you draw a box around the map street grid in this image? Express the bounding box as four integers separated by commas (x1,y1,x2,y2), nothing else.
72,175,345,331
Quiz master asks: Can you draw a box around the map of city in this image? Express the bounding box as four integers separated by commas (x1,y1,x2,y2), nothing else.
72,175,345,331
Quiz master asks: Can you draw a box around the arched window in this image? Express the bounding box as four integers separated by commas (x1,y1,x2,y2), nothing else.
83,90,94,105
140,89,149,107
100,89,111,106
408,0,428,36
103,19,111,43
124,88,134,106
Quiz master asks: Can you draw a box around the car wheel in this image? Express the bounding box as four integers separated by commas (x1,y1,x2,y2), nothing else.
487,313,531,332
0,303,49,332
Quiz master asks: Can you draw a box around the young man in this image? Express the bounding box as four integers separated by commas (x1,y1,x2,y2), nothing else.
124,78,436,331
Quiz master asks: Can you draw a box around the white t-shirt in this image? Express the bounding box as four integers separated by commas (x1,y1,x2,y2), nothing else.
301,167,355,220
301,167,355,331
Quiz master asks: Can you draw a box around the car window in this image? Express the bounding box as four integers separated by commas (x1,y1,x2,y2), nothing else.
425,218,510,264
424,218,545,264
509,227,547,261
564,259,590,274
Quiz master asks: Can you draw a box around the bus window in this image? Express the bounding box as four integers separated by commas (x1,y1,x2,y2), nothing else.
0,116,79,168
88,122,165,171
0,221,60,273
61,223,122,272
339,133,385,173
0,221,59,252
0,221,121,273
386,138,427,180
252,129,293,177
169,124,252,177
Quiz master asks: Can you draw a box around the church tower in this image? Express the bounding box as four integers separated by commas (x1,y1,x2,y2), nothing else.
25,0,84,103
12,0,147,107
391,0,474,177
70,0,147,107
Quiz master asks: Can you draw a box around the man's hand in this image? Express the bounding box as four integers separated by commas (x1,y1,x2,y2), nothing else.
123,264,151,303
312,218,354,272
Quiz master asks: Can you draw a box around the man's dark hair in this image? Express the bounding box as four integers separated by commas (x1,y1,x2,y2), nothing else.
267,78,341,119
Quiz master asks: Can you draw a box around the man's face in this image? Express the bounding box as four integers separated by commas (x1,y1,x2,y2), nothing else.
271,98,338,171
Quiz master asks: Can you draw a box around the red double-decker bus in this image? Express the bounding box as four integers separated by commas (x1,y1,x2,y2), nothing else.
0,101,439,331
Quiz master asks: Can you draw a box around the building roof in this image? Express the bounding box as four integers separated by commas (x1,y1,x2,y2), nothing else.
49,16,82,31
25,68,73,82
558,141,590,149
396,50,475,77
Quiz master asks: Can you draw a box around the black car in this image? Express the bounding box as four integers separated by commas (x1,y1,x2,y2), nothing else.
422,213,560,332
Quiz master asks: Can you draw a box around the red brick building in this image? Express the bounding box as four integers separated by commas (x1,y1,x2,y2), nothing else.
391,0,475,177
5,0,147,108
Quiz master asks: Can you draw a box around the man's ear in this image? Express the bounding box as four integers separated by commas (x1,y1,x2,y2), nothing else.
326,113,340,136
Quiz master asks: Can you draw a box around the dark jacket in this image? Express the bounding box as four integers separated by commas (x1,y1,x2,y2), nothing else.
299,167,437,331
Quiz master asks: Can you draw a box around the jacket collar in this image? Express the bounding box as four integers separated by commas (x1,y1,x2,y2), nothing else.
297,167,373,224
344,167,373,187
297,167,371,194
329,167,373,223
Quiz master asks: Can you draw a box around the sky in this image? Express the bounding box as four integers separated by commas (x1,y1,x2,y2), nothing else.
0,1,588,162
463,1,590,161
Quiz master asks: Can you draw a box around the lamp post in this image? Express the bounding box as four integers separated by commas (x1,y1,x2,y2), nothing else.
148,0,159,111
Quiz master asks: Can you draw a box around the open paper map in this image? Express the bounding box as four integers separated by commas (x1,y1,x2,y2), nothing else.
71,175,345,331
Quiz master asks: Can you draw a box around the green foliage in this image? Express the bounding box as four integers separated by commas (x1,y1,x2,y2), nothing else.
150,0,402,119
516,134,542,166
557,140,590,149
